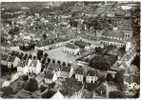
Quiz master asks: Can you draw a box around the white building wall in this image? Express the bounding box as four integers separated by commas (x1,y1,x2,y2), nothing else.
86,76,98,83
75,74,83,81
44,78,53,84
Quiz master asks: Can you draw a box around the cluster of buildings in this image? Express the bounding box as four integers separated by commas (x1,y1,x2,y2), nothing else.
1,1,140,98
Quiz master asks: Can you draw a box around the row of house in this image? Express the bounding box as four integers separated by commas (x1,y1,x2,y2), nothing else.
100,26,132,48
36,55,100,85
75,66,99,83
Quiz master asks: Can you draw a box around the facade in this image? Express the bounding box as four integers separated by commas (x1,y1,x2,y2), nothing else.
7,56,16,69
63,43,80,55
44,71,54,84
75,67,84,82
86,70,98,83
55,65,71,78
100,27,132,47
23,59,42,74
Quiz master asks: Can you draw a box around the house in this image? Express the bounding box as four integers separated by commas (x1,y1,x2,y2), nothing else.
44,71,54,84
23,59,41,75
1,54,9,66
13,56,21,68
47,60,57,71
75,66,84,82
63,43,79,55
86,70,98,83
7,55,16,69
55,64,71,78
100,27,126,47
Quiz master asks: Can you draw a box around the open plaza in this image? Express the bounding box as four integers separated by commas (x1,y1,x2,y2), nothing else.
0,1,140,99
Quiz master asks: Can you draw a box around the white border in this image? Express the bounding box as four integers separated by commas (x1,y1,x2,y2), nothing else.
0,0,141,100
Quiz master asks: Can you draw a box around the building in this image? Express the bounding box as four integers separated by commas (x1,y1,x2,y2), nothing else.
55,64,72,78
7,55,16,69
23,59,41,75
100,27,130,47
44,71,54,84
75,66,84,82
86,70,98,83
63,43,80,55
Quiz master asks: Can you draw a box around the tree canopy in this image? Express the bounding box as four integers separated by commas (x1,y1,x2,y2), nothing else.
60,78,83,97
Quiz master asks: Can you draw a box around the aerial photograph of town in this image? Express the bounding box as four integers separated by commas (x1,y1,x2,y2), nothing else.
0,1,140,99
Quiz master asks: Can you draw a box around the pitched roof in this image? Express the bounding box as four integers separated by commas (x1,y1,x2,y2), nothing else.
87,70,96,76
75,66,84,74
7,56,16,62
1,54,9,60
102,29,124,38
115,8,126,16
61,66,71,72
74,40,91,48
44,71,54,79
65,43,78,49
101,37,124,43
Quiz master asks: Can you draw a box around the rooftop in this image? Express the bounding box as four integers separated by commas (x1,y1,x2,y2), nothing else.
102,29,124,38
101,37,124,43
87,70,96,76
74,40,91,48
61,65,71,72
7,56,16,62
44,71,54,79
65,43,78,49
75,66,84,74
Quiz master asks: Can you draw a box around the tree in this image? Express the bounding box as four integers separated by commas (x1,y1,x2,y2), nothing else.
109,91,124,98
42,33,47,40
95,47,103,54
89,56,111,71
22,75,29,81
8,26,20,36
118,46,126,56
106,74,114,81
44,53,48,58
60,78,83,97
85,83,96,91
24,78,38,92
114,70,125,91
1,86,14,98
41,90,56,98
96,83,106,97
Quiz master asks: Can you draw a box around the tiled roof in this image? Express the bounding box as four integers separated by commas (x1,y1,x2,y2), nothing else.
101,37,124,43
7,56,16,62
47,63,57,71
87,70,96,76
74,40,91,48
75,67,84,74
102,29,124,38
65,43,78,49
115,8,126,16
61,66,71,72
118,19,132,31
1,54,9,60
44,71,54,79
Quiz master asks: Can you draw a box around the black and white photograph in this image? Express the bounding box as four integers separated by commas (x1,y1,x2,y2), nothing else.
0,1,140,99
